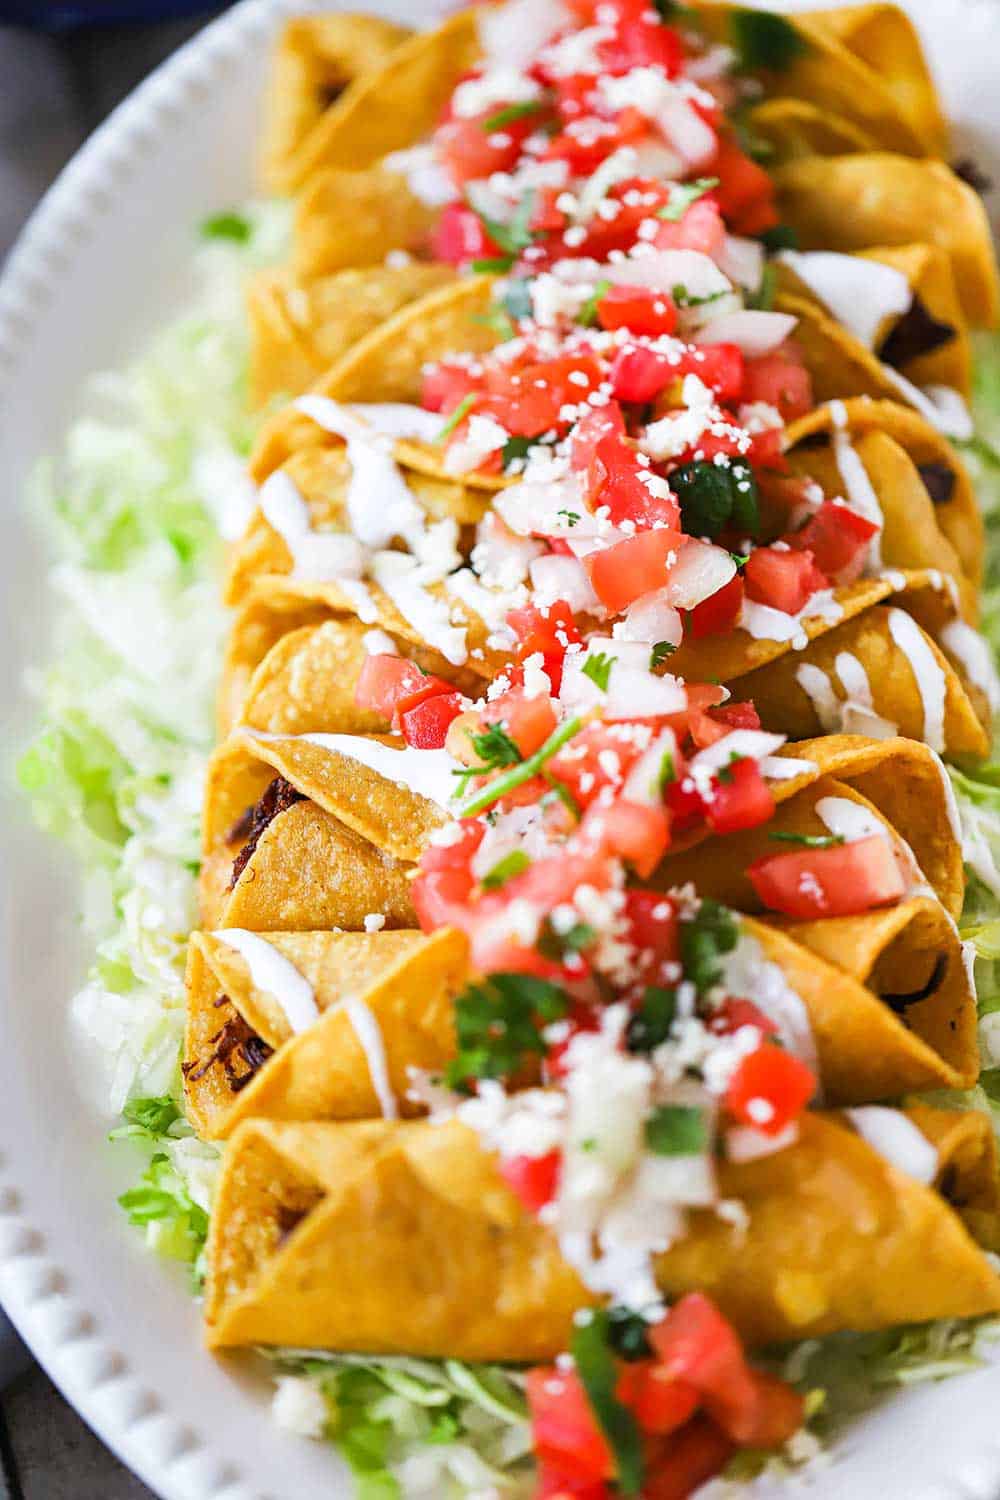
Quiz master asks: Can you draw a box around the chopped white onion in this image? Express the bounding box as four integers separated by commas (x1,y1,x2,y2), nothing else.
529,553,601,614
661,539,736,611
616,587,684,648
696,310,798,357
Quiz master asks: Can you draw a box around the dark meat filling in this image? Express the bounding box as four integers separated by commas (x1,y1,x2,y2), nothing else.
183,995,274,1094
881,952,948,1014
917,462,957,506
878,295,956,369
953,157,993,196
227,775,305,889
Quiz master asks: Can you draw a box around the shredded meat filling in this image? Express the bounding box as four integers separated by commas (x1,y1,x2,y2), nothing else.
878,295,955,369
183,995,274,1093
227,775,305,889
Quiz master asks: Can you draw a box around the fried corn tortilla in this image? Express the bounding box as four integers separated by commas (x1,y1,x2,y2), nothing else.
204,1109,1000,1354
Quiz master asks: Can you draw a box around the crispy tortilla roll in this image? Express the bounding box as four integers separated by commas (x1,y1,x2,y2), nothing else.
260,13,411,192
184,927,468,1137
248,276,499,484
691,3,945,157
247,263,456,407
275,9,481,193
203,1110,1000,1353
774,155,999,327
293,165,438,281
744,98,879,160
183,905,974,1139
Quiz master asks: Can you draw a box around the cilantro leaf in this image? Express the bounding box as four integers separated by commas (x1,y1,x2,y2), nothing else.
482,100,545,131
578,277,611,327
571,1311,645,1495
672,282,727,310
557,508,581,527
200,210,251,243
649,640,676,669
468,186,538,257
502,433,540,468
645,1104,708,1155
435,392,477,443
747,262,777,311
768,830,846,849
582,651,617,692
657,176,719,222
669,459,760,540
451,722,523,794
472,256,516,273
457,715,584,817
539,917,596,961
730,9,808,70
680,899,738,993
446,973,569,1089
481,849,531,888
625,987,677,1053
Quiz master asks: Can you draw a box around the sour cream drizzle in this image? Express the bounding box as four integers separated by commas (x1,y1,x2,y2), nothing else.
777,251,911,351
844,1106,938,1185
827,401,883,571
941,619,1000,713
213,930,319,1034
300,732,461,810
342,995,398,1119
888,608,947,753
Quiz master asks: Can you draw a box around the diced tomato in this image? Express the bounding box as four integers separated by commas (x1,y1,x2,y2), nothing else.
728,1370,805,1448
724,1043,816,1136
486,352,604,437
743,546,828,615
547,723,646,809
597,285,678,337
354,654,455,725
399,692,464,748
642,1415,736,1500
570,402,627,476
747,833,906,919
602,14,684,76
430,202,504,267
588,434,681,530
687,574,744,639
674,342,744,404
617,1362,698,1436
709,700,761,734
527,1366,615,1485
687,711,730,750
508,599,582,695
419,818,483,875
436,106,542,187
586,528,683,613
422,359,482,414
786,499,878,583
543,106,649,176
747,425,786,471
537,1466,611,1500
609,344,678,404
654,195,726,260
499,1149,562,1214
582,797,671,878
703,757,775,836
708,996,780,1040
649,1295,759,1437
622,889,679,982
742,345,813,422
710,134,778,236
481,687,558,757
411,865,477,931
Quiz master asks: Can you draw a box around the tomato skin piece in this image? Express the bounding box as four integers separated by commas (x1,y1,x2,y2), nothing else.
436,106,539,187
419,818,483,875
605,15,684,76
710,134,778,236
487,353,604,437
710,700,761,734
708,996,779,1040
508,599,582,696
411,866,476,931
722,1370,804,1449
786,499,879,583
586,528,684,613
703,757,775,836
354,655,455,725
642,1415,736,1500
430,202,503,267
747,833,906,919
674,342,744,404
597,285,678,337
609,344,677,404
400,692,464,748
498,1149,562,1214
536,1466,612,1500
589,434,681,530
570,402,627,476
616,1363,699,1437
649,1295,758,1433
543,106,648,176
724,1043,816,1136
743,546,828,615
422,360,481,414
687,574,744,639
482,688,558,756
742,346,813,422
582,797,671,878
653,196,726,260
526,1367,616,1485
622,889,680,981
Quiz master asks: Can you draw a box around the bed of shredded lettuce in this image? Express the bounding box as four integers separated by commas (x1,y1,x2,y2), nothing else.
14,203,1000,1497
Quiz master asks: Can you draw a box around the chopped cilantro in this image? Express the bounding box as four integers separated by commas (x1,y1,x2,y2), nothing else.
747,262,777,311
503,277,534,322
472,256,516,273
481,849,531,888
670,459,760,540
435,392,477,444
657,176,718,222
538,916,595,961
649,640,676,669
760,223,799,253
557,508,581,527
468,186,538,257
582,651,617,691
571,1311,644,1496
482,99,546,131
658,749,676,791
446,972,569,1088
200,210,251,243
577,277,611,327
645,1104,708,1155
451,723,523,794
730,9,808,71
625,986,677,1054
502,433,539,468
769,830,846,849
680,899,738,994
671,282,727,310
458,715,584,817
542,771,581,822
729,551,750,568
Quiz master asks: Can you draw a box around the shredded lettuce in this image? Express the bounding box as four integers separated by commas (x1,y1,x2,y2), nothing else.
19,209,1000,1496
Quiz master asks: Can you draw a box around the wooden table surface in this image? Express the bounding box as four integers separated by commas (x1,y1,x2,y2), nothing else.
0,19,224,1494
